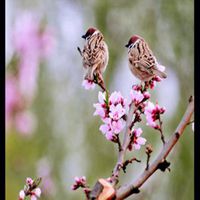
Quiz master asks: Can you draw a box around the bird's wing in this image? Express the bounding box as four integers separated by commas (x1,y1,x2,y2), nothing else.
83,44,105,66
135,56,155,75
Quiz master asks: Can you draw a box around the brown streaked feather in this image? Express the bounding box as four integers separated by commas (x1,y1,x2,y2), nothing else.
128,38,166,81
82,32,108,80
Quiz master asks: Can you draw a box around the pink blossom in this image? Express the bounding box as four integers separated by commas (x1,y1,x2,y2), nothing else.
111,119,126,134
71,176,87,190
132,85,142,91
93,103,106,118
30,195,37,200
26,177,34,185
109,91,126,105
82,79,95,90
94,91,127,141
98,91,106,104
109,104,126,120
130,89,144,104
144,101,166,128
143,91,151,99
149,76,162,89
34,188,41,197
133,128,146,150
145,114,157,128
105,131,115,141
99,118,125,139
153,76,162,82
19,177,42,200
128,128,146,150
99,123,114,141
30,188,41,200
144,102,154,113
19,190,25,200
93,92,107,118
99,121,112,136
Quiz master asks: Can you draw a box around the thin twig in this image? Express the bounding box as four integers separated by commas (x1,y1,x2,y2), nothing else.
145,145,153,171
122,158,141,173
111,102,135,185
187,120,194,125
157,116,165,144
116,96,194,199
116,135,122,152
111,97,149,185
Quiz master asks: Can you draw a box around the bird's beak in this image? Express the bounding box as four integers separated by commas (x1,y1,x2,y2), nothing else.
82,35,86,39
125,44,129,48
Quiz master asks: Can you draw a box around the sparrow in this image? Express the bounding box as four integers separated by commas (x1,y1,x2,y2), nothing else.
77,27,109,84
125,35,167,82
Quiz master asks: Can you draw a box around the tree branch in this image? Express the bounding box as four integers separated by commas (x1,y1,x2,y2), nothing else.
111,102,135,185
115,96,194,199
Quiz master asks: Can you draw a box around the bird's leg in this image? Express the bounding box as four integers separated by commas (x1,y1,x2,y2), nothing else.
95,72,106,92
143,81,149,91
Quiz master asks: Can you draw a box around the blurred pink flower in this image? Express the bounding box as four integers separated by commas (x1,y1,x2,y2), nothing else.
7,12,55,135
6,76,21,128
13,12,54,57
19,190,25,200
31,188,41,200
26,177,34,185
13,13,40,56
15,111,36,135
12,12,55,100
18,56,39,101
36,158,55,195
82,79,95,90
19,177,41,200
40,29,56,57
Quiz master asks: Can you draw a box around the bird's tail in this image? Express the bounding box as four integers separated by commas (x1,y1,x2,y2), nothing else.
154,64,167,79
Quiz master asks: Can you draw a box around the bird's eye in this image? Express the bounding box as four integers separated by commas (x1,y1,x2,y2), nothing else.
129,44,133,49
86,36,91,40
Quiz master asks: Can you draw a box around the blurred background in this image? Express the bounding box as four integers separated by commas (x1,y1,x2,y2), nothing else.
6,0,194,199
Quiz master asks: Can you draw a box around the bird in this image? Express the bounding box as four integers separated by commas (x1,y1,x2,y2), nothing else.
77,27,109,85
125,35,167,82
